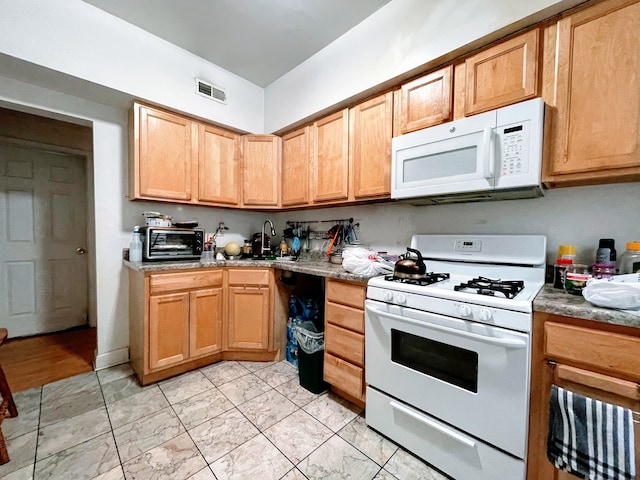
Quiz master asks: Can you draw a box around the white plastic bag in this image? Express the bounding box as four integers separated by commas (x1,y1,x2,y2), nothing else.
341,247,395,276
582,274,640,310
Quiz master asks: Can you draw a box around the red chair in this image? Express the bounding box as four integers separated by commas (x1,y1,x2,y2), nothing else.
0,328,18,464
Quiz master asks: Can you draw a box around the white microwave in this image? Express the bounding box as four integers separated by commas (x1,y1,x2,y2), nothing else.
391,98,544,204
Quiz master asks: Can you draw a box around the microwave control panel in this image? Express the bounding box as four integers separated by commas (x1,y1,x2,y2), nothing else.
499,120,530,177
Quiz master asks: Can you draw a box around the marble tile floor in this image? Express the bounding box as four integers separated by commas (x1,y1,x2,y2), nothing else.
0,360,448,480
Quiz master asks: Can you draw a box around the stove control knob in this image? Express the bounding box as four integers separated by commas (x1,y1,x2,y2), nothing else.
383,291,394,302
478,308,493,321
458,304,473,317
396,293,407,305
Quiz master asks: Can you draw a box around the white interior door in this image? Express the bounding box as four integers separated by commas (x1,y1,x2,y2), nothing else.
0,143,88,337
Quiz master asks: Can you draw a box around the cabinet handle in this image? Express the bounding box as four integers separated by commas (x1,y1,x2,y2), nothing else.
555,364,640,401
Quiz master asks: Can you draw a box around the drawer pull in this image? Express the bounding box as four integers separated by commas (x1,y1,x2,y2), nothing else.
553,364,640,402
389,400,476,449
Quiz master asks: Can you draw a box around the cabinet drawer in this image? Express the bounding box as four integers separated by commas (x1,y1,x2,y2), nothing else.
545,322,640,381
326,301,364,333
227,268,271,287
323,352,364,400
149,270,223,294
325,323,364,366
326,279,366,309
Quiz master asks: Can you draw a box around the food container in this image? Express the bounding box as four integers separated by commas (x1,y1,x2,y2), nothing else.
329,252,343,264
553,258,573,289
591,263,616,279
564,264,592,295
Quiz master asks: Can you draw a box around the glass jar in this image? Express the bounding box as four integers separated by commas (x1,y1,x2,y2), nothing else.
553,258,573,289
242,239,252,256
564,264,592,295
591,263,616,279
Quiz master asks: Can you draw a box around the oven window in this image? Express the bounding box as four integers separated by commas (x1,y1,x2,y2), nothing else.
391,329,478,392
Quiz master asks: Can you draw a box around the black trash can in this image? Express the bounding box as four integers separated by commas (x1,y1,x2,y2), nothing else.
294,321,329,394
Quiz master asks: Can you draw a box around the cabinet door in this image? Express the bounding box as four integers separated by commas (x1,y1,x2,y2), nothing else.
189,287,223,358
398,66,453,134
148,292,190,370
542,0,640,186
227,287,270,350
465,29,539,115
540,363,640,480
312,109,349,203
135,104,195,201
198,124,239,206
241,134,281,207
281,126,311,207
350,92,393,200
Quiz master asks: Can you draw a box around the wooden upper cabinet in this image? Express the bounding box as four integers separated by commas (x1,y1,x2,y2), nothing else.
281,126,311,207
350,92,393,200
241,134,281,208
542,0,640,187
198,124,239,206
132,103,195,201
465,29,539,115
312,109,350,203
396,66,453,134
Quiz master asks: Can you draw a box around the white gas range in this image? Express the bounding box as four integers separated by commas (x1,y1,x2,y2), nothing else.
365,234,546,480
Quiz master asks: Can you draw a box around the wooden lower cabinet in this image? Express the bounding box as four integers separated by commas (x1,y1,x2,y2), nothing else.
148,291,190,370
527,312,640,479
129,267,275,385
323,278,366,405
226,286,271,350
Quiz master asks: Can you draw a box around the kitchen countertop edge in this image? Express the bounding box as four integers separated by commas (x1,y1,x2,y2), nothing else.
123,258,373,284
534,284,640,329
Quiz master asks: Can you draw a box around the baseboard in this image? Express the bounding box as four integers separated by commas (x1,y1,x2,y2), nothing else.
94,347,129,371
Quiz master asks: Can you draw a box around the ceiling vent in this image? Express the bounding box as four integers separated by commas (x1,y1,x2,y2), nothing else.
195,78,226,104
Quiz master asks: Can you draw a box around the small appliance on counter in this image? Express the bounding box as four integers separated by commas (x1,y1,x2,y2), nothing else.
139,226,204,261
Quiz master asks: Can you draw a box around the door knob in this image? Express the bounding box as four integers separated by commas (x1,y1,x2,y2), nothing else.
76,247,86,254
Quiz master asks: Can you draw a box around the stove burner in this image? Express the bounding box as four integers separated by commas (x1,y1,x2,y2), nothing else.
384,272,450,286
454,276,525,299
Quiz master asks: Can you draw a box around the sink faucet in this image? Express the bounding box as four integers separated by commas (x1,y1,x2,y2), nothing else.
261,219,276,256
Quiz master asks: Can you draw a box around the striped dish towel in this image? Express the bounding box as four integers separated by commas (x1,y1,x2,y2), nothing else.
547,385,636,480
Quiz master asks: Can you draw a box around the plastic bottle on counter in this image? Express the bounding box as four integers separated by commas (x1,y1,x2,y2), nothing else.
557,244,576,261
619,242,640,274
595,238,617,264
129,227,142,262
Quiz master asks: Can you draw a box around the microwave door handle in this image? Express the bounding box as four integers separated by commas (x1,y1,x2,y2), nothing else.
366,305,527,349
481,127,494,179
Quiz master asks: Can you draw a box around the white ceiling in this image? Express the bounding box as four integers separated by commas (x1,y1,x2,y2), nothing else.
81,0,393,87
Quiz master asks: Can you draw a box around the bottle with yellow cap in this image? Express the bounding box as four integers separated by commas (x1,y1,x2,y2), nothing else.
557,244,576,261
619,242,640,274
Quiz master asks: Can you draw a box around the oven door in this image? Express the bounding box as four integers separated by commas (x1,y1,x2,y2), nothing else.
365,299,530,459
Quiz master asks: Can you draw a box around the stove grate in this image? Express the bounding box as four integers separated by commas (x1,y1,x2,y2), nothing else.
384,273,450,286
454,276,525,299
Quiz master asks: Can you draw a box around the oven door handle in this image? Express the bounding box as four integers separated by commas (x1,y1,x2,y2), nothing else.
367,306,527,349
389,400,476,449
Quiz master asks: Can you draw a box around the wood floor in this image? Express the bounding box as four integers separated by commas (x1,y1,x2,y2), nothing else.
0,326,96,392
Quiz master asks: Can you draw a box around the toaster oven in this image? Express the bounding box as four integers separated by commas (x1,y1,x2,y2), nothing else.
139,227,204,261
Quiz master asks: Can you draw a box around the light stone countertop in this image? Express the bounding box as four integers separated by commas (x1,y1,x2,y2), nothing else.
533,284,640,329
123,257,373,284
124,259,640,329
